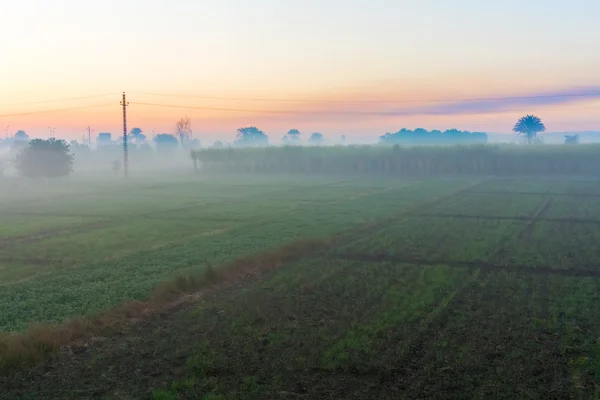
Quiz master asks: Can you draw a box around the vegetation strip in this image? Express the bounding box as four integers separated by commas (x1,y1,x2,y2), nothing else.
331,253,600,277
466,190,600,197
411,212,600,225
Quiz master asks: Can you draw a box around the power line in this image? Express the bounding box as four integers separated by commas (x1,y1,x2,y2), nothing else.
0,93,116,108
130,91,600,104
0,103,114,118
129,101,600,117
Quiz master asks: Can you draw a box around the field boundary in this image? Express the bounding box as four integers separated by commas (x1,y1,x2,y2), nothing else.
331,253,600,277
466,190,600,197
411,212,600,225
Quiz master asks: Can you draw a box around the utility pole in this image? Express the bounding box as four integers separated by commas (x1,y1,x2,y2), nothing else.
120,92,129,178
4,125,9,139
87,125,92,146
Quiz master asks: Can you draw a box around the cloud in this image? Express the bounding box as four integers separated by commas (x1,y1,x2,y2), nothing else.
219,85,600,122
385,85,600,116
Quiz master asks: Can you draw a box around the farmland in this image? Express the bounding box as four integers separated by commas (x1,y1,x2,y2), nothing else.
2,173,600,399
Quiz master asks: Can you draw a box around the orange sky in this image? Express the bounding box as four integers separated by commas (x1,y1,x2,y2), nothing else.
1,1,600,142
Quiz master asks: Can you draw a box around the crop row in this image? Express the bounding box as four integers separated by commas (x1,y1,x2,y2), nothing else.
195,145,600,176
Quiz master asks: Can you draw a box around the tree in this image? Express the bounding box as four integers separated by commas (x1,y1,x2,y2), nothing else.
153,134,180,151
212,141,224,149
283,129,301,144
234,127,269,147
14,130,29,142
309,132,324,145
130,127,143,142
176,117,192,144
564,134,580,144
513,115,545,144
14,138,73,179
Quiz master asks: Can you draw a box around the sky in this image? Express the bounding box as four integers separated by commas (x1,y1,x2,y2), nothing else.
1,0,600,143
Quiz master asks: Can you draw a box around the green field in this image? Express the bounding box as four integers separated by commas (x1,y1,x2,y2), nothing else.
2,174,600,399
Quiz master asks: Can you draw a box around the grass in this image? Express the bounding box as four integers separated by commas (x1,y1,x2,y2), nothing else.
3,174,600,398
0,176,472,332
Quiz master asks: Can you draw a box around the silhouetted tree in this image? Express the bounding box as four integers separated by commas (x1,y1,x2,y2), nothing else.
309,132,324,145
176,117,192,144
14,130,29,142
234,127,269,147
513,115,545,144
282,129,301,144
153,134,179,151
130,127,143,143
14,138,73,179
212,141,224,148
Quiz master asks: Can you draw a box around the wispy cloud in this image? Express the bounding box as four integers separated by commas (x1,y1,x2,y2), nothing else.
385,85,600,116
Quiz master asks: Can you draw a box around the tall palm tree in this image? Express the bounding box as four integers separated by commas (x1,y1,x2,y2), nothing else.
513,115,545,144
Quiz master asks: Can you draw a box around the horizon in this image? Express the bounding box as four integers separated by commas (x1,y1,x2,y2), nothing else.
1,0,600,139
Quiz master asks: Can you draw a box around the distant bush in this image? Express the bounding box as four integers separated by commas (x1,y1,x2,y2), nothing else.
192,144,600,176
14,138,73,179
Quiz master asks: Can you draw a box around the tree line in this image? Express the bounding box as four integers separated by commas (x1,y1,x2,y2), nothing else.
2,113,586,180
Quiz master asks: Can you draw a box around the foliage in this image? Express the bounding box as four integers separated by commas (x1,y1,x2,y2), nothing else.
309,132,324,145
130,127,143,140
212,141,224,149
153,134,180,151
194,144,600,176
380,128,487,145
97,133,113,146
13,138,73,179
234,126,269,148
513,114,546,144
14,130,29,142
282,129,301,144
